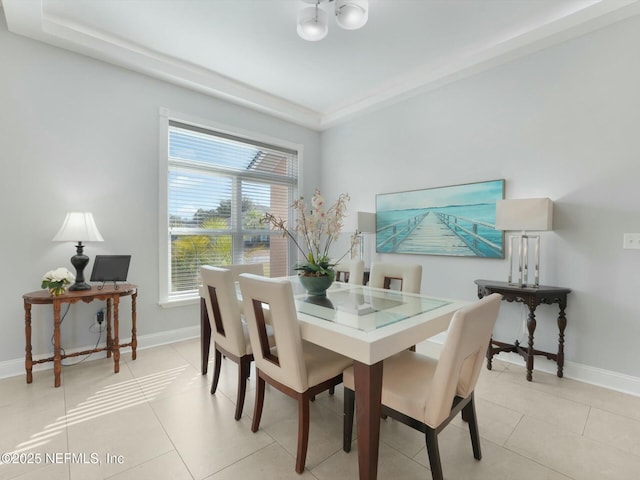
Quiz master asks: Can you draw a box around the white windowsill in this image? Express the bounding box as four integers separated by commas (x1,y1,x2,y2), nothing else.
158,295,200,309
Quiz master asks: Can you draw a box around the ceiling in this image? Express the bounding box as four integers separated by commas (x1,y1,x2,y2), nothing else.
3,0,639,130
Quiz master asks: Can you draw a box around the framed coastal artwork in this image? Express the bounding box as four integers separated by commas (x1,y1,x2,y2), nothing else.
375,179,505,258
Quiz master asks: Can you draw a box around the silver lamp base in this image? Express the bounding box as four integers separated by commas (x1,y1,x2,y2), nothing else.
506,233,541,288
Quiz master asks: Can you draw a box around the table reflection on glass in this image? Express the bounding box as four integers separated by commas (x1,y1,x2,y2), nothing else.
200,277,468,480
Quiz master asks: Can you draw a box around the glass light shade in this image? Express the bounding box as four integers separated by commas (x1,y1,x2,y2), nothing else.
52,212,104,242
297,6,328,41
335,0,368,30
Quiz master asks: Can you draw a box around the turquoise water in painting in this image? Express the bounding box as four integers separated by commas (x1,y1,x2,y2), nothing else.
376,203,502,257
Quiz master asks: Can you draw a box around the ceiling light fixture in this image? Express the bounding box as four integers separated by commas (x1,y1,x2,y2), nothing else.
297,0,368,41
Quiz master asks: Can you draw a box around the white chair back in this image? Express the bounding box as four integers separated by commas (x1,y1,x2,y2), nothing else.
200,266,246,357
369,262,422,293
334,260,365,285
425,293,502,427
225,263,264,281
239,274,309,393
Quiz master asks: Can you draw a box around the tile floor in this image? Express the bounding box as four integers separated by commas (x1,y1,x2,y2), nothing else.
2,338,640,480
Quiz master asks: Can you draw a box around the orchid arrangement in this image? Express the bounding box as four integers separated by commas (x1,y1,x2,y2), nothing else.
41,267,75,295
262,189,359,276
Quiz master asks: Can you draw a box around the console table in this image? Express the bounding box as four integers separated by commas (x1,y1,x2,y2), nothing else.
23,284,137,387
474,279,570,381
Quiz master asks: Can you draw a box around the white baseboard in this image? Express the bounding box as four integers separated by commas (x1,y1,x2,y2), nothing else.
2,327,638,398
421,337,640,398
0,325,200,380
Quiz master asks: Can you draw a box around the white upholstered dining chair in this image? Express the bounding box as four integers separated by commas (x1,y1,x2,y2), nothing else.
342,293,503,480
369,262,422,294
239,273,353,474
200,265,272,421
334,259,365,285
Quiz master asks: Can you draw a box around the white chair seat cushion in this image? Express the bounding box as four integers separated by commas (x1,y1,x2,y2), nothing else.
343,350,436,423
302,341,353,389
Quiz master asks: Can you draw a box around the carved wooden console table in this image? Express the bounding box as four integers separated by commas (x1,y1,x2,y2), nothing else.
474,279,571,381
23,284,137,387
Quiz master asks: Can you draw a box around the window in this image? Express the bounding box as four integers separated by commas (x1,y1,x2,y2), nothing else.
159,113,299,304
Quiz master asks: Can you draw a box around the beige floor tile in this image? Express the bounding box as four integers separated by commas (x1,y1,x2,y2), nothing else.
0,377,69,480
261,399,344,471
66,401,174,480
500,363,640,421
583,407,640,458
378,416,424,459
3,463,70,480
450,397,523,446
413,423,572,480
151,386,274,479
474,369,590,435
122,343,193,378
506,415,640,480
312,440,429,480
205,443,318,479
107,450,192,480
169,337,203,370
59,356,138,407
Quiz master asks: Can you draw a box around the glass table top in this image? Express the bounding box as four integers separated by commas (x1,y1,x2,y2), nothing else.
290,280,451,332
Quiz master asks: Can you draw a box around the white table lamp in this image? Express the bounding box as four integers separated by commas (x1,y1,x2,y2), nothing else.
52,212,104,290
357,212,376,263
495,198,553,287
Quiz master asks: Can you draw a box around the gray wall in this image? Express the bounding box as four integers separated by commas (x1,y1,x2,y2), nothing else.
321,15,640,380
0,11,320,367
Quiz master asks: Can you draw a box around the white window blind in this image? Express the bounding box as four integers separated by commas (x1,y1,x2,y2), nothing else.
165,120,298,298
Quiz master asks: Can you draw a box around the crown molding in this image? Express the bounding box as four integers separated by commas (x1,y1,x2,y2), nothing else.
4,0,640,131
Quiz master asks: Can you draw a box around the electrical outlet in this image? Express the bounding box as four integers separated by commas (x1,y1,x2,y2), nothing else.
623,233,640,250
96,310,105,324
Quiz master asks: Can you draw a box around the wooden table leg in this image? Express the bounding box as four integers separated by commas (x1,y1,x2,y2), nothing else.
557,300,567,378
106,298,113,358
526,305,537,382
53,300,62,388
113,296,120,374
131,292,137,360
353,360,383,480
25,302,33,384
201,298,211,375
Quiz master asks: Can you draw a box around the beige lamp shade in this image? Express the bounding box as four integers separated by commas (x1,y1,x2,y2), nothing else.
357,212,376,233
495,198,553,232
52,212,104,242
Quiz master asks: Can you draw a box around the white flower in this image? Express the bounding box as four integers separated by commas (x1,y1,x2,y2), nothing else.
52,267,75,283
42,267,75,285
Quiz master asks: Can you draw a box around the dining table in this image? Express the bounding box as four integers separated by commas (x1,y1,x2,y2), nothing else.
200,277,468,480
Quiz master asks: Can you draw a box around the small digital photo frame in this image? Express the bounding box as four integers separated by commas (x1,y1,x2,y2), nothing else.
90,255,131,289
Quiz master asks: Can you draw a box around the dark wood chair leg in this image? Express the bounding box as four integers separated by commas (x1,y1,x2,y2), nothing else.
329,386,335,395
425,428,444,480
343,387,355,452
296,395,310,474
251,374,265,433
235,356,251,421
210,347,222,394
463,395,482,460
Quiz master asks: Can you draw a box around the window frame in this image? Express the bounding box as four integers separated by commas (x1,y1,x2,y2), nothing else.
158,108,302,306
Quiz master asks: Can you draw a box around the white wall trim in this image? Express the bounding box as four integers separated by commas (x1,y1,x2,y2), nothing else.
423,338,640,398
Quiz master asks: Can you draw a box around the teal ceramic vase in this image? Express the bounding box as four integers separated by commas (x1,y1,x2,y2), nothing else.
298,270,335,296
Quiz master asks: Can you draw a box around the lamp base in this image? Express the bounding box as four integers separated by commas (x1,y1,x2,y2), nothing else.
506,234,541,288
69,282,92,291
69,242,92,291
